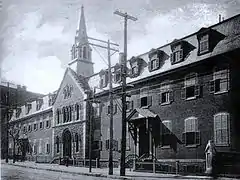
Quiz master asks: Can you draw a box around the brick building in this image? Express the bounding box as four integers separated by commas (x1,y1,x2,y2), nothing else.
8,93,55,162
87,14,240,169
1,81,43,159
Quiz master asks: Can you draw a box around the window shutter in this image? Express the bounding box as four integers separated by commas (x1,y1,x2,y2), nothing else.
99,141,102,150
148,61,152,72
182,133,186,145
137,98,141,108
194,85,200,97
114,104,118,114
130,100,134,110
181,87,186,100
179,49,183,60
169,90,174,102
170,53,174,64
209,80,215,93
156,59,160,68
158,93,162,104
196,132,200,145
147,96,152,106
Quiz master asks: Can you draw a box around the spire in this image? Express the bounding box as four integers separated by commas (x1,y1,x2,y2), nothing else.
76,5,88,44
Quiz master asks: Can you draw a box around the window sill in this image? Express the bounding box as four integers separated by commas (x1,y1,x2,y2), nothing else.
141,105,150,109
160,102,171,106
215,144,230,147
214,91,228,95
161,145,171,149
186,144,199,148
185,96,197,101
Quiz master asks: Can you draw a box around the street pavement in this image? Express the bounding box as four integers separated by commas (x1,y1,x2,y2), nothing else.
1,163,108,180
1,160,238,180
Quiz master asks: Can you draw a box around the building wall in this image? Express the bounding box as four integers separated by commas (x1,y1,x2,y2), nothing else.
53,69,88,159
1,83,43,159
9,110,53,162
98,54,240,161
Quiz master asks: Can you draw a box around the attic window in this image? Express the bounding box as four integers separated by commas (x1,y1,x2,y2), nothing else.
100,71,108,88
129,57,141,77
36,98,43,111
26,103,32,114
148,49,163,72
170,44,183,64
199,34,209,53
114,71,121,83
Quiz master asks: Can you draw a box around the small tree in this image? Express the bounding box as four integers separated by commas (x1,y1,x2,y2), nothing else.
9,125,20,163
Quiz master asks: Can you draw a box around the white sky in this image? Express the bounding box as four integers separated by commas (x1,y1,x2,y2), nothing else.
1,0,239,94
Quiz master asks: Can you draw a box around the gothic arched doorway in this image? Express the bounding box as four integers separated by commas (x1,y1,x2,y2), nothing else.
62,129,72,157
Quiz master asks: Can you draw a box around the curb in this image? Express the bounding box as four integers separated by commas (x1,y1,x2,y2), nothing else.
2,162,239,180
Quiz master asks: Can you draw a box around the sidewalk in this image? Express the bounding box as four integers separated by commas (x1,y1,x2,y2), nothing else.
0,160,237,180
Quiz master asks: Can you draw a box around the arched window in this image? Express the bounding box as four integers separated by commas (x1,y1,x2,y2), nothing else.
63,107,66,123
69,106,72,122
57,110,60,124
75,133,79,152
79,47,82,58
75,104,80,120
214,112,230,146
56,136,60,153
83,46,87,59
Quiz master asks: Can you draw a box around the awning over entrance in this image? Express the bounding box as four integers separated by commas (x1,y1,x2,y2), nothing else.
129,108,158,121
127,108,182,150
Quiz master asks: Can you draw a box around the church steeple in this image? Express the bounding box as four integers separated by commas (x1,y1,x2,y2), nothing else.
69,5,94,78
76,5,88,44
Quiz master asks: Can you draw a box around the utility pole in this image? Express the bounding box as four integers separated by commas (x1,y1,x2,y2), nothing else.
114,10,137,176
5,82,10,163
88,37,118,175
88,90,93,173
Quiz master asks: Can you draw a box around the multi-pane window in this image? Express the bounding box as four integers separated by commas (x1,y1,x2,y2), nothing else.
150,59,158,70
126,100,133,112
114,72,121,82
171,44,183,64
26,104,32,114
107,104,118,115
183,117,200,146
75,104,80,120
182,73,200,99
214,113,230,146
105,139,118,151
199,34,209,53
162,120,172,147
159,81,173,104
36,99,43,111
131,66,138,75
210,68,229,94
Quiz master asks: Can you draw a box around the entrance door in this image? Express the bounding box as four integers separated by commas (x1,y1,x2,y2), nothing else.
62,129,72,157
139,125,149,157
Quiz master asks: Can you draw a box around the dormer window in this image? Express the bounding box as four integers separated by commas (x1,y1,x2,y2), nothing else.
170,40,195,65
148,49,165,72
170,44,183,64
26,103,32,114
99,70,108,89
16,107,21,118
197,28,225,56
130,56,143,77
36,98,43,111
199,34,209,53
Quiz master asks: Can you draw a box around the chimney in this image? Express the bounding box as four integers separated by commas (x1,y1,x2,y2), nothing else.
219,14,222,22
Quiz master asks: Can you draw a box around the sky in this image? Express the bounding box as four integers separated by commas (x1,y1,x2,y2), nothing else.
0,0,239,94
